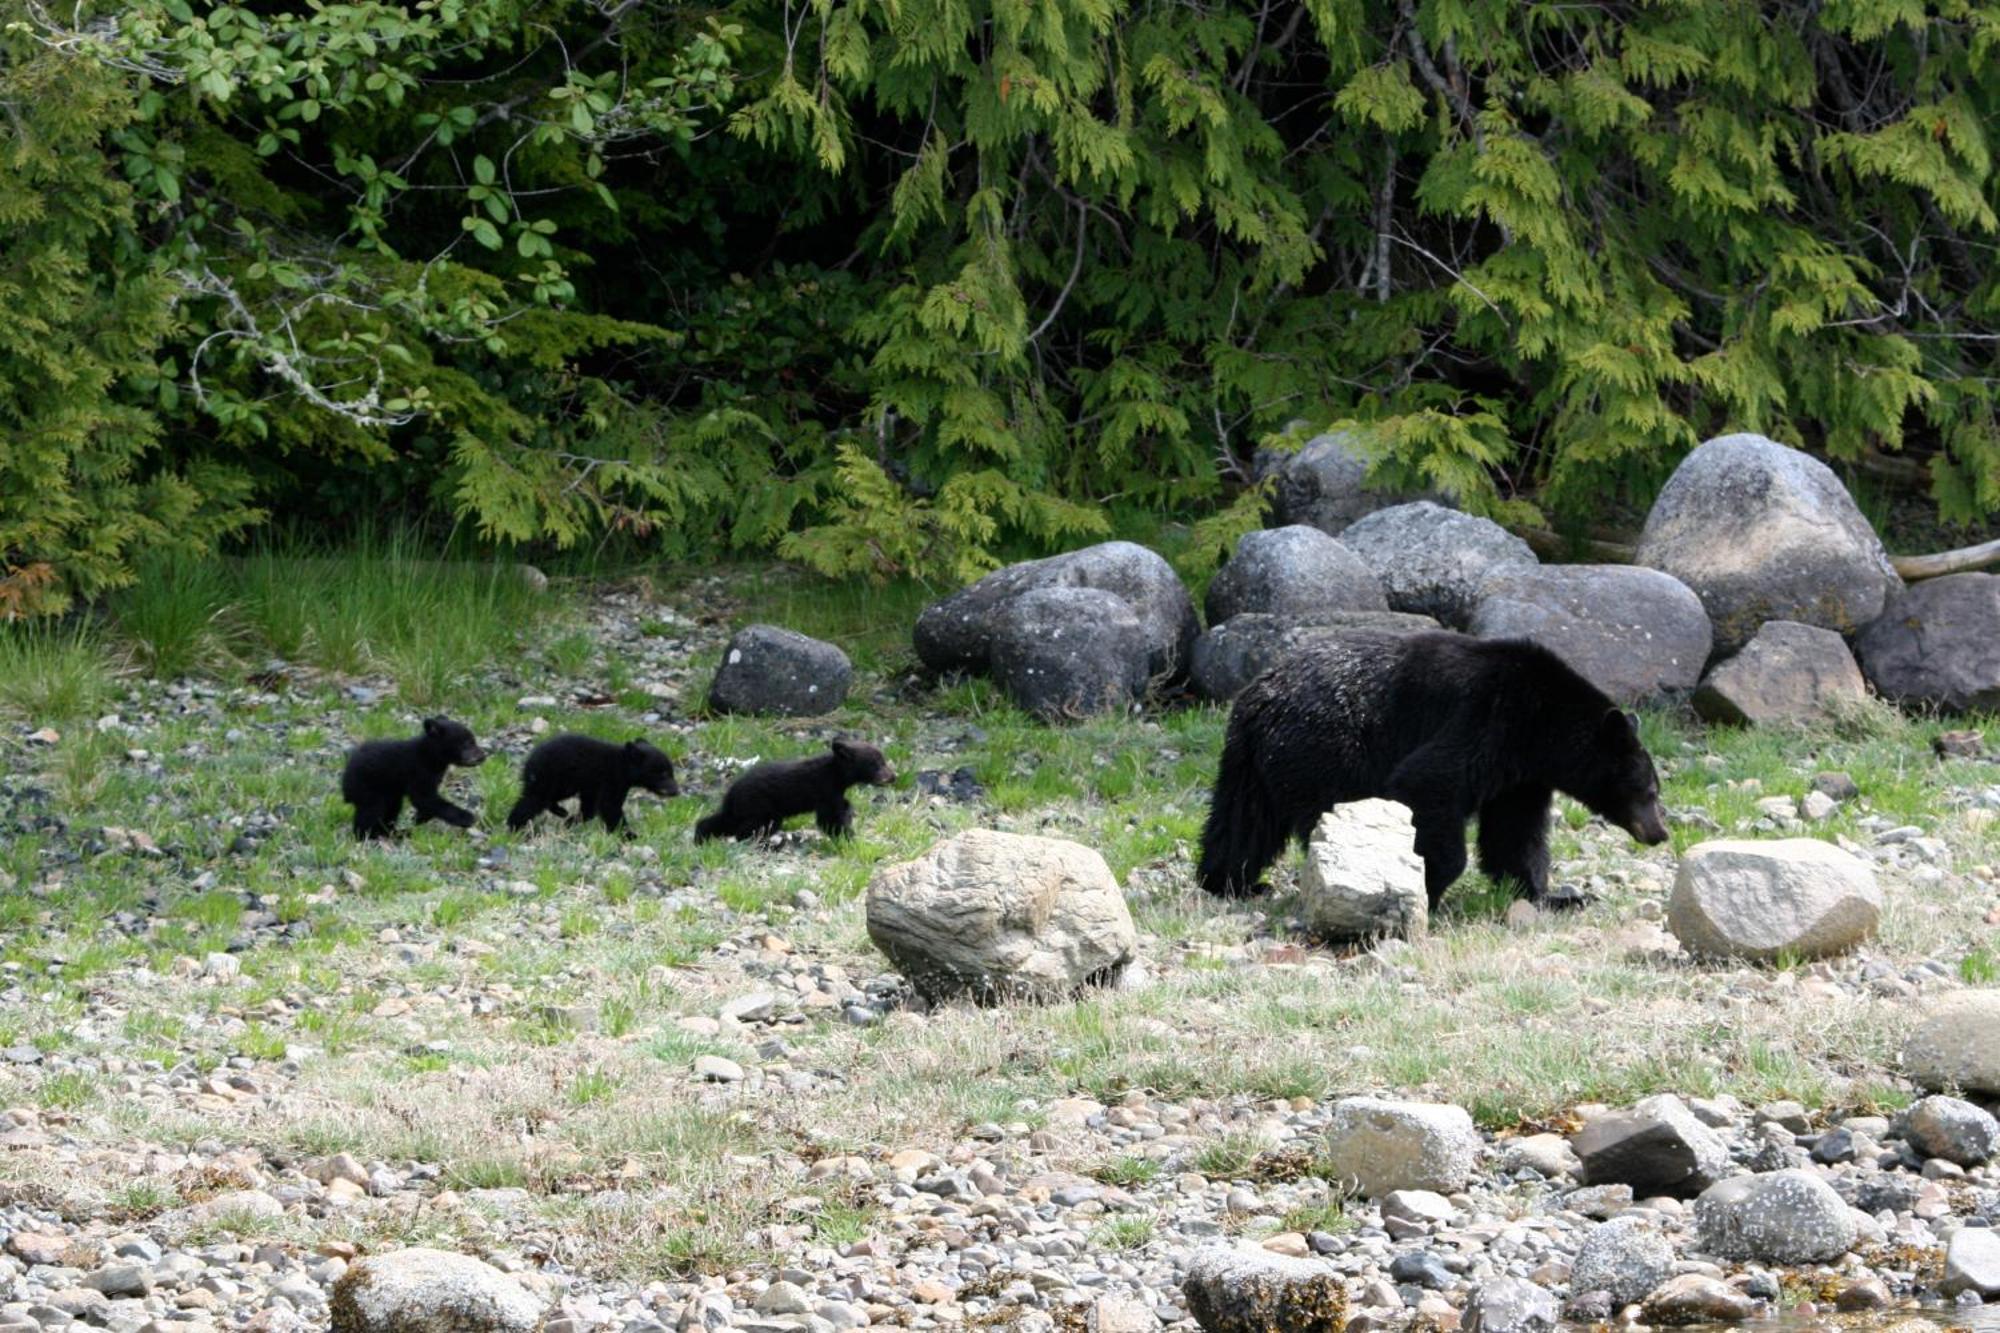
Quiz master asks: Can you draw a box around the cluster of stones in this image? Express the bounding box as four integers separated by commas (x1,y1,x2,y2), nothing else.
885,428,1998,721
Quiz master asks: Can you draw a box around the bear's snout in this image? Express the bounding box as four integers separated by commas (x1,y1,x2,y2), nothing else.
873,766,897,786
1626,802,1670,845
463,745,489,765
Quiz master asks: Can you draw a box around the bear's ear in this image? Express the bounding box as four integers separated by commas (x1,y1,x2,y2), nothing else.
625,740,642,756
1599,709,1639,742
423,717,445,738
830,738,855,757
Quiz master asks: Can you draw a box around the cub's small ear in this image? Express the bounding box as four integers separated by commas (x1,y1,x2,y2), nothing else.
625,739,642,755
831,738,856,757
1598,709,1637,740
423,717,445,737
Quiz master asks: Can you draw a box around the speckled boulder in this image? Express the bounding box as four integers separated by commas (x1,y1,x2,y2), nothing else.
1902,1095,2000,1167
1468,564,1711,703
1635,433,1899,653
1569,1216,1677,1306
1338,502,1539,628
1187,611,1439,702
914,540,1199,681
707,624,851,717
1463,1278,1559,1333
988,586,1153,721
1903,991,2000,1095
1204,526,1386,624
1182,1246,1346,1333
331,1248,546,1333
1323,1097,1481,1197
1693,1169,1858,1264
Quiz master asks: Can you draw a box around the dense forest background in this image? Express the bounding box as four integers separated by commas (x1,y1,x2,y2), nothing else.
7,0,2000,614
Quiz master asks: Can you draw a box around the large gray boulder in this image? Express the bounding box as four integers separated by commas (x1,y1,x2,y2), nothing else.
865,829,1137,1002
1693,1170,1858,1265
913,541,1198,681
1204,526,1386,625
1943,1227,2000,1299
707,625,852,717
1855,572,2000,714
1182,1246,1346,1333
1634,433,1900,654
1297,800,1427,943
1693,620,1869,727
1188,612,1438,702
1323,1097,1481,1196
1667,838,1880,962
331,1248,546,1333
1339,502,1539,628
1903,991,2000,1095
1468,565,1711,703
1262,429,1430,536
1574,1095,1731,1198
989,586,1151,721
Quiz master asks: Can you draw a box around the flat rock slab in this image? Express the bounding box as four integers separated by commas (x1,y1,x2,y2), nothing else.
1297,800,1427,943
1574,1094,1731,1198
1693,620,1869,726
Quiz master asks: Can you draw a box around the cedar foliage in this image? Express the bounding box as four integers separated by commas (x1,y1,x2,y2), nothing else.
5,0,2000,600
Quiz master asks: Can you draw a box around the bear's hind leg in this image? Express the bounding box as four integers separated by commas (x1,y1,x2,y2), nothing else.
815,799,854,839
1476,785,1553,902
506,793,546,831
352,794,402,840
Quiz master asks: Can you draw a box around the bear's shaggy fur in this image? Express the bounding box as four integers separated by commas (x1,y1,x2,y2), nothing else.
1197,631,1668,906
341,717,489,840
506,733,680,834
693,739,896,842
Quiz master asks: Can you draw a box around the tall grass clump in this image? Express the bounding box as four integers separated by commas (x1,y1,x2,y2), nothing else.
0,621,116,721
110,554,240,679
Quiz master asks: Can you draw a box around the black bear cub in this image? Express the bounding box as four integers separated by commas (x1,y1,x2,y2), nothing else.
507,733,680,835
694,739,896,842
1198,630,1669,907
342,716,489,840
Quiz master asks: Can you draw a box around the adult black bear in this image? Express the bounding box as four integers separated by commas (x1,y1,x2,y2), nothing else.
693,739,896,842
507,734,680,834
1197,631,1669,906
341,717,489,840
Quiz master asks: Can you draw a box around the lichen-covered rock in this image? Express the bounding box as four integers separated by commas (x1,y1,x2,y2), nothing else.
1667,838,1880,962
1569,1216,1676,1306
1693,1170,1858,1264
1182,1246,1346,1333
1468,564,1711,704
1338,502,1539,628
1204,525,1386,625
1855,572,2000,714
1903,991,2000,1095
1323,1097,1481,1196
1187,611,1438,702
1297,800,1427,943
1463,1279,1558,1333
988,586,1152,721
913,541,1198,681
1634,433,1899,653
706,624,852,717
330,1248,546,1333
1574,1095,1731,1198
865,829,1136,1002
1693,620,1870,727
